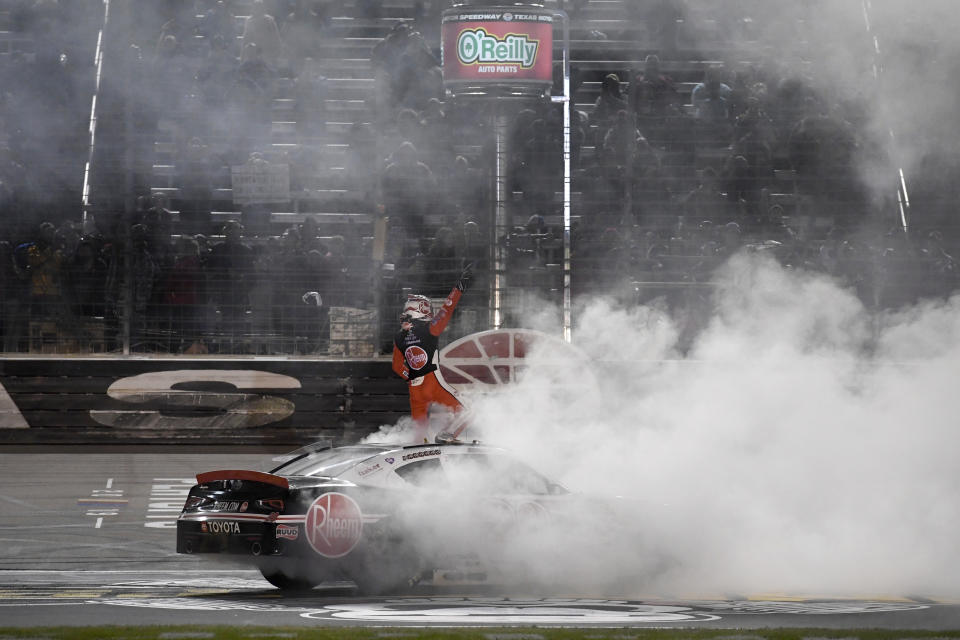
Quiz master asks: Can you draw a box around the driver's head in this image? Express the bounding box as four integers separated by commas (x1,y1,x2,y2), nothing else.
400,294,432,323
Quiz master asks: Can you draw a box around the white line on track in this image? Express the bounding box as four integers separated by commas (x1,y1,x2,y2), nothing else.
0,570,258,574
95,517,103,528
106,478,113,489
0,495,39,509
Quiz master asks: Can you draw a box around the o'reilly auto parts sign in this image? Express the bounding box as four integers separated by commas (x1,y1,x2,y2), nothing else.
442,9,553,86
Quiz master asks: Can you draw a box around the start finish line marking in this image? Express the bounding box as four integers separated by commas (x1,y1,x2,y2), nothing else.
145,478,193,529
80,478,127,528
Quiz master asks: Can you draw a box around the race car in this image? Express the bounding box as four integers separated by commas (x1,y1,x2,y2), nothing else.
176,440,574,594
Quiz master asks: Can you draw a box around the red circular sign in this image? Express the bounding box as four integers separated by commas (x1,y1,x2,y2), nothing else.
304,492,363,558
405,346,430,370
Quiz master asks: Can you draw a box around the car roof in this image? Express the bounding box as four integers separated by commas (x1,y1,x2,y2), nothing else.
270,441,504,477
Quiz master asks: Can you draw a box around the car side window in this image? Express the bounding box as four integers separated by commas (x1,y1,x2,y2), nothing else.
444,454,554,495
393,457,444,486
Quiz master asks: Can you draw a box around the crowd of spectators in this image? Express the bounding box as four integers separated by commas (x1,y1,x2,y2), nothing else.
1,202,373,354
0,0,957,356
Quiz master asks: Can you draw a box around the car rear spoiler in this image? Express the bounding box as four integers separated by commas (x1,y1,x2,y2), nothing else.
196,470,290,489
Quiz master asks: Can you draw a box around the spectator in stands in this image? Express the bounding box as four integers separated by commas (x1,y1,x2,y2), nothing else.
242,0,285,69
247,236,282,351
422,226,458,297
0,239,18,350
691,65,732,122
141,193,176,268
14,222,65,328
514,116,563,215
680,167,727,222
599,110,660,175
206,220,254,350
293,58,328,137
446,156,486,223
227,43,276,158
129,223,161,344
788,103,858,184
385,108,426,161
178,137,219,235
630,54,679,124
276,225,321,353
157,10,195,59
63,235,107,321
417,99,455,171
196,34,239,108
298,215,324,254
593,73,628,133
734,95,776,149
371,23,441,115
160,236,206,352
198,0,238,45
381,141,437,241
283,0,330,67
345,121,377,198
318,234,351,308
458,220,486,270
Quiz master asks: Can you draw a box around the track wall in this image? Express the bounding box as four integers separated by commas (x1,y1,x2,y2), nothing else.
0,358,408,445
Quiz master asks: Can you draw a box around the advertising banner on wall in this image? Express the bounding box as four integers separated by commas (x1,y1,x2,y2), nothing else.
442,8,554,88
0,359,407,443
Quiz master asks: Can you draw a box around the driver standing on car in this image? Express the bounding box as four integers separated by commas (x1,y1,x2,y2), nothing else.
392,263,472,442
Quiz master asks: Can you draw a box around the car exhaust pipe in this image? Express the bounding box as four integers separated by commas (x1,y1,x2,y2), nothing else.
251,542,262,556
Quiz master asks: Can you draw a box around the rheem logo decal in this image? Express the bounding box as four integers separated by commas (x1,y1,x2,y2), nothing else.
405,346,430,370
304,493,363,558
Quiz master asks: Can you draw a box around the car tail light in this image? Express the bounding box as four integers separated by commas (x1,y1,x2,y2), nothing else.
183,496,211,510
256,499,284,511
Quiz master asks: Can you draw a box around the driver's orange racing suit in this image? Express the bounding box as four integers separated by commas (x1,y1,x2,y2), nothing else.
392,287,464,431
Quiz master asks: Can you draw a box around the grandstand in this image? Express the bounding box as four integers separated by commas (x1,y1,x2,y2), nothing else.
1,0,957,359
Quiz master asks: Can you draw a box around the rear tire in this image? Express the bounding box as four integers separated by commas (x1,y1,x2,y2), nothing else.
258,566,318,591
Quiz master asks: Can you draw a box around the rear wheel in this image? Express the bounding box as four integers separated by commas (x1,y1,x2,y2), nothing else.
258,562,318,591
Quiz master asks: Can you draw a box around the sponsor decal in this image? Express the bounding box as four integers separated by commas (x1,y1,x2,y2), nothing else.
357,463,382,477
405,346,430,370
240,501,248,512
200,522,207,532
457,28,539,68
276,524,299,541
402,449,441,461
304,492,363,558
214,501,240,511
384,457,395,464
206,520,241,534
90,370,300,430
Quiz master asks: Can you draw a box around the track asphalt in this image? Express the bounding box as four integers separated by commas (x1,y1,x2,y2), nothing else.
1,450,957,629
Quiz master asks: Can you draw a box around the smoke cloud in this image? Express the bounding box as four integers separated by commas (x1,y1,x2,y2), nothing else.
432,252,960,598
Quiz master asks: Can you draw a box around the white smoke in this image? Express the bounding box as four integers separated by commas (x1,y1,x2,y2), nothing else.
457,252,960,597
